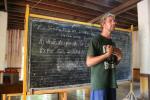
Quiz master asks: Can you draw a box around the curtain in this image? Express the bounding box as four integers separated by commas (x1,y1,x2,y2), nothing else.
6,29,23,68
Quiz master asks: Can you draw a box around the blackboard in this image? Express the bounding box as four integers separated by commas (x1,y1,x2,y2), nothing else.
28,17,131,90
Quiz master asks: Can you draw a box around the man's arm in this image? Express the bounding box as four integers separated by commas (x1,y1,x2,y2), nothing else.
86,45,113,67
86,53,109,67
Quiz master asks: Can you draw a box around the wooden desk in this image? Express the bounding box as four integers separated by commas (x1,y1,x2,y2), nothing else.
0,82,22,94
0,82,22,100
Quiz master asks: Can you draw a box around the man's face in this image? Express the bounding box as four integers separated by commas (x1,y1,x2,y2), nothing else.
102,16,116,32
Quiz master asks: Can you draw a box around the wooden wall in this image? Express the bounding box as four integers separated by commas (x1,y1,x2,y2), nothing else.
133,68,140,81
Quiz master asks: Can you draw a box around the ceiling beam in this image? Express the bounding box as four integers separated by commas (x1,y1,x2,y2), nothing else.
116,19,137,28
112,3,137,15
57,0,108,12
31,8,90,22
118,13,137,22
116,19,137,26
126,11,137,17
89,0,141,23
8,2,95,20
84,0,119,8
8,5,90,22
26,0,101,17
7,0,138,29
116,15,137,23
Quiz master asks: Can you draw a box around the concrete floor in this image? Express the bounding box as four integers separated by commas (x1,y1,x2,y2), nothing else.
117,81,140,100
8,81,141,100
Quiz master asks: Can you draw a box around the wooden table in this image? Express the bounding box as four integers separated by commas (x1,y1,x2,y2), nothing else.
0,82,22,100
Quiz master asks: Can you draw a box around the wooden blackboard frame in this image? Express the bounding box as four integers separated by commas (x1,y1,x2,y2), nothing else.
23,4,133,100
23,4,29,100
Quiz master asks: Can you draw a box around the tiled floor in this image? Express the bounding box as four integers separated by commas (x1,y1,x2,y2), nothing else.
5,81,141,100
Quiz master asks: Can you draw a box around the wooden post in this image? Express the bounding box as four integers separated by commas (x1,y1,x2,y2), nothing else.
23,4,30,100
85,88,90,100
8,96,11,100
59,92,67,100
2,94,6,100
131,25,134,81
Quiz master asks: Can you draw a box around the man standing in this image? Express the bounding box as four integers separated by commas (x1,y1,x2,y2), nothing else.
86,13,122,100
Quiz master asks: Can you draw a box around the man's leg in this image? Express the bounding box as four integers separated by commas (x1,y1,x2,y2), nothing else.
107,88,116,100
90,89,107,100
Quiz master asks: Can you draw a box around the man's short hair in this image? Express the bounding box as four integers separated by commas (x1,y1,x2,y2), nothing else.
100,13,115,24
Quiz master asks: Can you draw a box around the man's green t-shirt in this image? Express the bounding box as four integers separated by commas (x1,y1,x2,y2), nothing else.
87,34,117,90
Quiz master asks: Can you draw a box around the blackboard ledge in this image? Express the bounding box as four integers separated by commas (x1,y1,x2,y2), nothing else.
117,79,130,85
28,83,91,95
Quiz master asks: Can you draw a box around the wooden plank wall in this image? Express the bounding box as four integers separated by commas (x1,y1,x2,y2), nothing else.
133,68,140,81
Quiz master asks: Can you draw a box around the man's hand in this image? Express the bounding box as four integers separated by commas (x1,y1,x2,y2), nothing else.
86,45,113,67
113,48,123,61
105,45,113,57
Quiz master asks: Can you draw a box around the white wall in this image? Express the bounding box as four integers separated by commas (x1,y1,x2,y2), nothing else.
0,11,7,70
137,0,150,74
